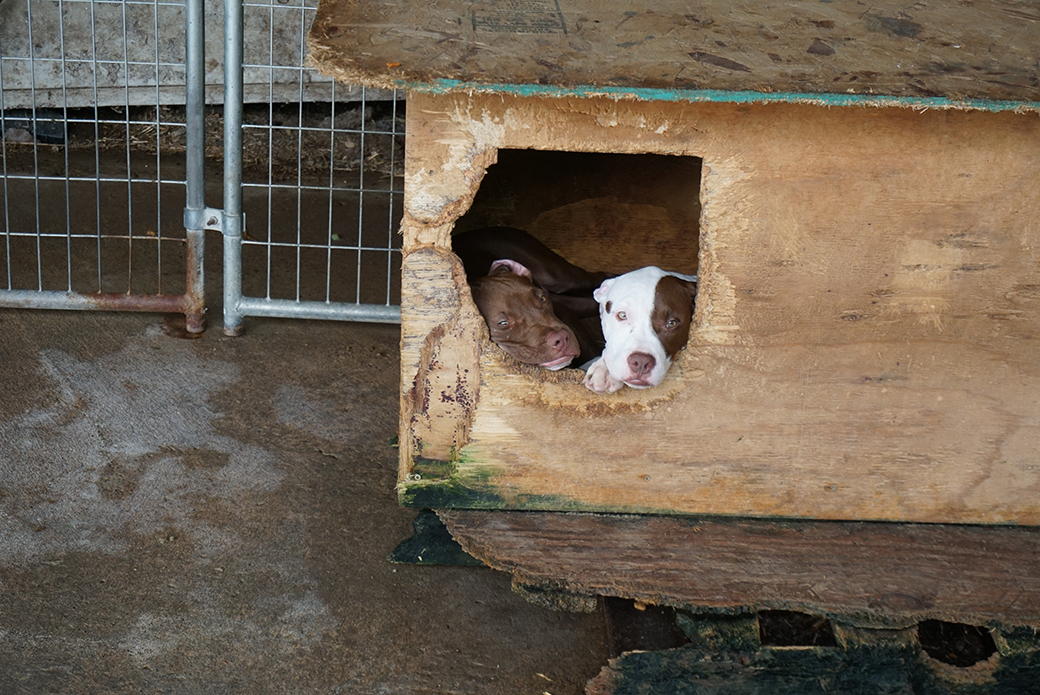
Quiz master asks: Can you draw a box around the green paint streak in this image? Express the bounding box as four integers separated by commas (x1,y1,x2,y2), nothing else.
402,450,691,514
410,457,454,481
394,78,1040,113
398,471,675,514
398,477,504,509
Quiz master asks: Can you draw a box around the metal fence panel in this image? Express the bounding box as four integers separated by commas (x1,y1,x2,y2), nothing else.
220,0,403,335
1,0,403,332
1,0,204,330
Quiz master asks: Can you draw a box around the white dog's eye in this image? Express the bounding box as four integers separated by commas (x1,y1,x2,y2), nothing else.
616,311,627,321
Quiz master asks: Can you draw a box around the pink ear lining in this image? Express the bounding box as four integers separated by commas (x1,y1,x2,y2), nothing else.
593,278,614,303
489,259,532,278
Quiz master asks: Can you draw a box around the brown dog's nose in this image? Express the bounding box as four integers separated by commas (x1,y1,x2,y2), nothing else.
628,352,656,377
546,329,571,352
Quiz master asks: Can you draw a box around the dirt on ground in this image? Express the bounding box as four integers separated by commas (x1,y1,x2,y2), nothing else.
0,309,609,694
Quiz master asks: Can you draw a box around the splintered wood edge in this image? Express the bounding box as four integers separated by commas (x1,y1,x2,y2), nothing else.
399,246,483,470
305,12,398,92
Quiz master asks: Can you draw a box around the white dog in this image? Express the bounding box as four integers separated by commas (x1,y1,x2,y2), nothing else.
583,266,698,393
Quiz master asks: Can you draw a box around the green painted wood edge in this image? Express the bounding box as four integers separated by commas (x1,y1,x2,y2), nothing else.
409,457,454,481
398,474,589,510
395,78,1040,113
402,446,681,513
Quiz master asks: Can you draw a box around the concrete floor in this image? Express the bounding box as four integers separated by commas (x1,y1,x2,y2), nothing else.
0,308,610,694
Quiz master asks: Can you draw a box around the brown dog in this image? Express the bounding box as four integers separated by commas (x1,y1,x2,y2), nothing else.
469,264,580,369
454,227,609,370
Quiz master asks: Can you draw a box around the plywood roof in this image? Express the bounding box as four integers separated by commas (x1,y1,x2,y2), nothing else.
308,0,1040,109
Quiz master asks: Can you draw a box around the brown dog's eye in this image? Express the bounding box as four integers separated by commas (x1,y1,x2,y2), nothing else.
666,318,680,329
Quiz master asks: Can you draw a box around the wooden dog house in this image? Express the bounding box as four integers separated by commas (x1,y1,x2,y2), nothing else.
309,0,1040,668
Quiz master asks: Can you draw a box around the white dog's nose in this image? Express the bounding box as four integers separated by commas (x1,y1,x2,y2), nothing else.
627,352,655,378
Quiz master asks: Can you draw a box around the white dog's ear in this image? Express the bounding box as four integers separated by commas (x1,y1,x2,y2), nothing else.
489,259,532,278
593,278,615,303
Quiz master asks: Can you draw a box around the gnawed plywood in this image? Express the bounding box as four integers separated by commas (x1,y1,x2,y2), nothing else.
399,247,482,468
398,91,1040,525
309,0,1040,107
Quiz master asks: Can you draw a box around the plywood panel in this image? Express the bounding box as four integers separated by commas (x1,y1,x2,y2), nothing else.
398,91,1040,525
309,0,1040,106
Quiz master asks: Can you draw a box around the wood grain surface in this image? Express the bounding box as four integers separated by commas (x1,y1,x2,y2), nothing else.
398,91,1040,525
442,509,1040,627
308,0,1040,105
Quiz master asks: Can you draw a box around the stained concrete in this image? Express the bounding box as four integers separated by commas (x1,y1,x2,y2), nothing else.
0,308,609,693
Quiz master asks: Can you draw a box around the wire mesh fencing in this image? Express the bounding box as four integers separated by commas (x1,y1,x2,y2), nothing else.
0,0,202,322
228,84,404,329
222,0,404,333
0,0,404,332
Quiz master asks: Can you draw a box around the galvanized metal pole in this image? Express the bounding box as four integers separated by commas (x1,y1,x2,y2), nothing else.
212,0,401,331
222,0,246,336
183,0,207,333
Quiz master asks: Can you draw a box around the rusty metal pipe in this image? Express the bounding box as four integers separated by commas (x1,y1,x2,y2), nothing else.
183,0,208,333
0,290,190,314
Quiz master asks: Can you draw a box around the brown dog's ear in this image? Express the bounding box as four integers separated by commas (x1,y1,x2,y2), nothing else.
489,258,532,278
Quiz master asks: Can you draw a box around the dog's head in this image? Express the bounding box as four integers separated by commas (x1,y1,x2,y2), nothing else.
594,266,697,388
470,260,580,370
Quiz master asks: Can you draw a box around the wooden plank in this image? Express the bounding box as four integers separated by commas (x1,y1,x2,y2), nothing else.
308,0,1040,107
440,510,1040,628
398,91,1040,525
